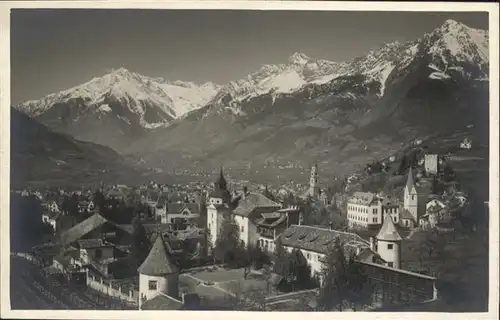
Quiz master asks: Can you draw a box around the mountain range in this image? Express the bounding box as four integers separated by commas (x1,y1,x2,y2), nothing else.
10,108,141,188
13,19,490,183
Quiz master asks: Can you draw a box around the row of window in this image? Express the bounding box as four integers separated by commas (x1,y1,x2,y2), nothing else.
348,205,370,214
383,207,398,214
348,214,368,222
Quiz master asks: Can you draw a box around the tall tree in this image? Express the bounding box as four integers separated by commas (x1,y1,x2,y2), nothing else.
93,189,106,211
443,163,455,182
130,215,151,272
398,154,408,175
214,211,241,265
317,237,348,311
288,249,313,290
316,239,372,311
344,254,372,311
272,237,290,277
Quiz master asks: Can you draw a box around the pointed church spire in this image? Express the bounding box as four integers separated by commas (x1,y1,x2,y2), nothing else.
376,214,403,241
215,166,228,191
138,233,178,276
406,167,415,191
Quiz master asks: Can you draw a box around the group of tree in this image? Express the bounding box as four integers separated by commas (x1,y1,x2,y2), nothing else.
316,238,373,311
272,239,319,291
442,163,455,182
129,214,152,274
92,190,153,224
10,194,55,252
397,151,419,175
365,161,383,175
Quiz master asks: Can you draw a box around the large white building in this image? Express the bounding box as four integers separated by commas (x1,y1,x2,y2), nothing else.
278,225,384,279
278,213,404,281
424,154,439,175
347,192,383,228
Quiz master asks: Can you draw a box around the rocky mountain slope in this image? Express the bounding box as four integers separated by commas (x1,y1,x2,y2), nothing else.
124,19,489,179
10,108,142,188
14,19,489,182
15,68,221,150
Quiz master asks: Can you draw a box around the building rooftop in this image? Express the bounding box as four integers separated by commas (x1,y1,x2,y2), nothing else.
279,225,370,255
400,208,417,222
60,213,109,245
233,192,281,218
140,292,183,310
138,234,178,276
77,238,112,249
255,213,288,228
167,203,201,214
348,192,379,206
376,214,403,241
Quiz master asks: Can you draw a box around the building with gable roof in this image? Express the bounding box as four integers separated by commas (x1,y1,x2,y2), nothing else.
347,192,383,228
255,205,301,253
232,189,282,247
164,203,201,228
278,224,384,279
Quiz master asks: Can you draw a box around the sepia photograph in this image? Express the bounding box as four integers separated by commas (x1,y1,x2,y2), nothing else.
1,1,498,318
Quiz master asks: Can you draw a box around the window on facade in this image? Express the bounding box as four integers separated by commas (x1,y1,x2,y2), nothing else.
412,195,415,200
388,244,393,250
307,253,311,259
241,225,244,233
388,262,394,268
373,217,377,223
148,280,158,290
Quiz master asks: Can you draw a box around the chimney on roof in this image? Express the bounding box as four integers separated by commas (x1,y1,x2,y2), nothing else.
329,222,333,230
356,246,361,256
242,186,249,200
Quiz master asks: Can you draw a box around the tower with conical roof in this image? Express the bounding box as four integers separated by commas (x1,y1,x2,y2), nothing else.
138,234,179,308
375,213,402,269
403,168,419,222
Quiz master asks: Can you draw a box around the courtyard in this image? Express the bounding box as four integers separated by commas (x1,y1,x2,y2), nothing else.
179,265,315,309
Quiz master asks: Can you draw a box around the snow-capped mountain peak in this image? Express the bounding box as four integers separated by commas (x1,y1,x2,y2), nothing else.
16,68,222,124
288,52,311,65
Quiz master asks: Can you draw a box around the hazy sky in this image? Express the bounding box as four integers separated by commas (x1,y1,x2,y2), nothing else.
11,9,488,104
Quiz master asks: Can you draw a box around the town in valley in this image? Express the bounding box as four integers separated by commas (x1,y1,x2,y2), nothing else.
7,8,491,313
